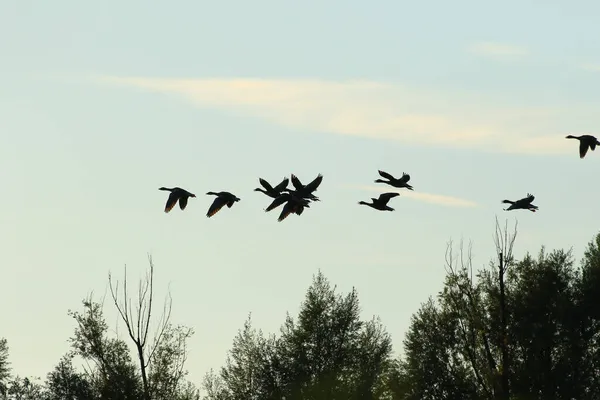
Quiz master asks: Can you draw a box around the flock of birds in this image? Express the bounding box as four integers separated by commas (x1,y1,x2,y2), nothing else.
158,134,599,221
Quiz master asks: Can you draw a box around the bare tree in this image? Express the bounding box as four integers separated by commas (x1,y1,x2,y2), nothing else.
443,217,518,400
109,255,172,400
493,216,517,400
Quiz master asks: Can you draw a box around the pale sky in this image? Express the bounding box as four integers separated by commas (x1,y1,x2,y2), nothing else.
2,0,600,387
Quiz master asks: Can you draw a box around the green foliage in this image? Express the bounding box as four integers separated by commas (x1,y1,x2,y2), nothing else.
0,339,10,397
394,231,600,400
203,270,394,400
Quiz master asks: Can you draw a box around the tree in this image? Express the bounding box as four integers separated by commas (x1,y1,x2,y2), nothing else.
392,220,600,400
108,255,198,400
203,270,393,400
0,339,10,397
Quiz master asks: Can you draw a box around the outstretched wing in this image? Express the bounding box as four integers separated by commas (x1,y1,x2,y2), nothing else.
274,177,289,192
377,170,395,180
278,202,295,222
399,172,411,183
304,174,323,193
378,192,399,205
265,195,289,212
179,196,189,210
580,141,589,158
164,192,179,213
206,196,228,217
259,178,275,192
290,174,304,191
524,193,535,204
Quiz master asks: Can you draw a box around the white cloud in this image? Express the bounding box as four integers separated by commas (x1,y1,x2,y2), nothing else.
467,42,529,59
350,185,478,208
95,75,577,156
581,63,600,72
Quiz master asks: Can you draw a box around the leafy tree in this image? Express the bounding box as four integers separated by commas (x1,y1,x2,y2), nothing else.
203,270,393,400
0,339,10,397
392,220,600,400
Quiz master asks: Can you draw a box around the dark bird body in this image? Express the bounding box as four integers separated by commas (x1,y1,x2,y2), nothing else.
374,170,414,190
283,173,323,201
502,193,538,212
358,192,400,211
159,187,196,213
265,193,311,222
254,177,289,198
206,191,240,217
566,134,600,158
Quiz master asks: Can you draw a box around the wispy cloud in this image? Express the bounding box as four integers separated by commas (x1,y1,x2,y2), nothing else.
467,41,528,60
581,63,600,72
349,184,478,208
96,75,577,156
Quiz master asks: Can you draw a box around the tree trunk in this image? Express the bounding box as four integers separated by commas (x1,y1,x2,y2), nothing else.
498,252,510,400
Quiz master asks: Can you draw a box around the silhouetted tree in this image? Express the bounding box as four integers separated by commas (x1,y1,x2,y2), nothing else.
203,270,393,400
392,221,600,400
0,339,9,398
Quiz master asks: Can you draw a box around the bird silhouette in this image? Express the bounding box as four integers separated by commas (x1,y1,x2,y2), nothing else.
159,187,196,213
566,134,600,158
374,170,414,190
283,173,323,201
502,193,538,212
358,192,400,211
254,177,289,198
206,191,240,217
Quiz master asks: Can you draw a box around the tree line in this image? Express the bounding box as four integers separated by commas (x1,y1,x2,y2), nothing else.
1,218,599,399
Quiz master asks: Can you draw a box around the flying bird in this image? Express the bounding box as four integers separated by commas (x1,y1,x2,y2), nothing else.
254,177,289,198
565,134,600,159
374,170,414,190
358,192,400,211
265,193,310,216
502,193,538,212
159,187,196,213
283,173,323,201
276,196,311,222
206,191,240,217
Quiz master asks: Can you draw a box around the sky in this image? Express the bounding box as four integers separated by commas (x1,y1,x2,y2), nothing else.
1,0,600,389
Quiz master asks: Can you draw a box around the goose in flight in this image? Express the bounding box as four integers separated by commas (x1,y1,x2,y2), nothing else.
265,193,310,213
374,170,414,191
283,173,323,201
206,191,240,217
275,196,311,222
566,134,600,158
358,192,400,211
502,193,538,212
159,187,196,213
254,177,289,198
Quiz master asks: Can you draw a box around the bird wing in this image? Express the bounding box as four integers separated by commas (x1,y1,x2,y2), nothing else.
277,202,295,222
303,174,323,193
274,177,289,192
378,192,399,205
206,196,228,217
524,194,535,203
590,142,597,151
179,196,189,210
580,141,589,158
399,173,411,183
265,195,289,212
259,178,275,192
164,192,179,213
377,170,395,180
291,174,304,191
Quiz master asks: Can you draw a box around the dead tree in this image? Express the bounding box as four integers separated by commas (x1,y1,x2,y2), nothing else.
109,255,172,400
444,217,518,400
493,217,517,400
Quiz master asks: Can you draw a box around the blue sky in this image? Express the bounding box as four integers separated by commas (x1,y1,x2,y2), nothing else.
2,0,600,387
